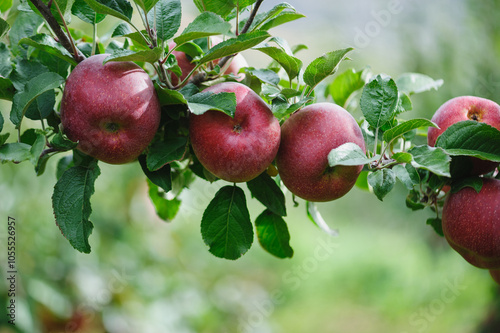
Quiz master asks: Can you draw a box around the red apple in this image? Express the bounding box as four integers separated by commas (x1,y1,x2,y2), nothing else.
189,82,280,182
60,54,161,164
428,96,500,175
276,103,366,202
442,178,500,269
490,269,500,286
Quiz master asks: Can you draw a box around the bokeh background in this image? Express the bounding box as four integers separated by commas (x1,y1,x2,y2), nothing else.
1,0,500,332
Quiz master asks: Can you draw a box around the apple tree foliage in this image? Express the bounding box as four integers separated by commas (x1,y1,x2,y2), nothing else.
0,0,499,259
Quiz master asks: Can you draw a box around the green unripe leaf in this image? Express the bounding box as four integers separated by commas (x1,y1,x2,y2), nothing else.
139,155,172,192
72,0,106,24
395,73,443,95
52,161,101,253
0,18,10,39
187,91,236,117
147,0,181,42
10,72,65,128
255,210,293,259
104,47,163,64
327,142,375,167
426,217,443,237
329,67,366,108
201,185,253,260
247,172,287,217
303,48,353,90
0,143,32,163
368,168,396,201
408,145,451,177
147,179,181,221
436,121,500,162
360,74,399,129
83,0,133,23
383,118,437,143
306,202,338,237
173,12,231,45
254,43,302,82
146,137,188,171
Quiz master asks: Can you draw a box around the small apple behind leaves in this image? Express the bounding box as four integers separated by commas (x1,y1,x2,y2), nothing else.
168,41,197,87
276,103,366,202
428,96,500,175
210,36,248,81
60,54,161,164
189,82,280,183
442,178,500,269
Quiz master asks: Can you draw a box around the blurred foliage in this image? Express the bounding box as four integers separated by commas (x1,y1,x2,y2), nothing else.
1,0,500,332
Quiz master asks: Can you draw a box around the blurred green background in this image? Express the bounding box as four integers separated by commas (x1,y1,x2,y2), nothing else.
1,0,500,332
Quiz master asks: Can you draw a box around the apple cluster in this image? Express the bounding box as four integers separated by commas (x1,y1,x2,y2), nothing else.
427,96,500,286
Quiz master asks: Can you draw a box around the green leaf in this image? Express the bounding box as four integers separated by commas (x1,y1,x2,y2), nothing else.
436,121,500,162
306,201,338,236
56,155,75,180
0,143,32,163
392,164,416,190
0,0,12,13
0,112,3,133
201,185,253,260
241,2,296,32
383,118,437,143
409,145,451,177
146,136,188,171
0,18,10,39
450,177,483,194
173,12,231,45
72,0,106,24
406,189,425,211
244,68,280,86
139,155,172,192
25,90,55,120
52,162,100,253
360,74,399,129
254,43,302,81
368,168,396,201
156,85,188,105
133,0,159,13
147,179,181,221
327,142,374,167
147,0,181,42
0,42,12,77
193,0,255,19
187,91,236,117
199,31,270,64
104,47,163,64
30,132,46,166
0,77,15,101
83,0,133,23
246,172,286,216
8,11,44,57
50,132,78,151
392,152,413,164
255,210,293,258
329,68,366,108
303,48,353,90
259,11,305,31
396,73,443,95
10,72,65,127
426,217,444,237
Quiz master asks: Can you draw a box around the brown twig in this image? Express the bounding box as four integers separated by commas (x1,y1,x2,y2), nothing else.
216,0,264,72
29,0,85,63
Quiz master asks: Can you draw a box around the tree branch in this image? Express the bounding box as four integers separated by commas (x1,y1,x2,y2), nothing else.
29,0,85,63
216,0,264,72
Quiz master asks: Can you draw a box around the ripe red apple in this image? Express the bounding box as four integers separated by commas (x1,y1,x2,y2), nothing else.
189,82,280,182
442,178,500,269
60,54,161,164
276,103,366,202
489,269,500,286
168,42,197,87
428,96,500,175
